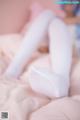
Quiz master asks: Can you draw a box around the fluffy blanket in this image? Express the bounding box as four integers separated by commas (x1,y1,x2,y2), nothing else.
0,34,80,120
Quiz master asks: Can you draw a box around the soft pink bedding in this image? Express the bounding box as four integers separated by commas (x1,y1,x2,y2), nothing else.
0,76,50,120
0,34,80,120
31,96,80,120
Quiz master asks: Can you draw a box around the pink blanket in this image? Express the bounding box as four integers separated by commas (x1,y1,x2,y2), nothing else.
0,34,80,120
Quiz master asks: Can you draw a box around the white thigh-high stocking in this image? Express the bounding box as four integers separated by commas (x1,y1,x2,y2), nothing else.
49,18,72,79
49,19,72,97
28,19,72,98
5,10,54,78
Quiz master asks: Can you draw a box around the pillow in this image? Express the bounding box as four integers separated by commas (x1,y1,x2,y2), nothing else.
0,0,30,34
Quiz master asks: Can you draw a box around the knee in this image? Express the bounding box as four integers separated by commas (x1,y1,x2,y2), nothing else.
48,18,67,34
38,10,55,22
